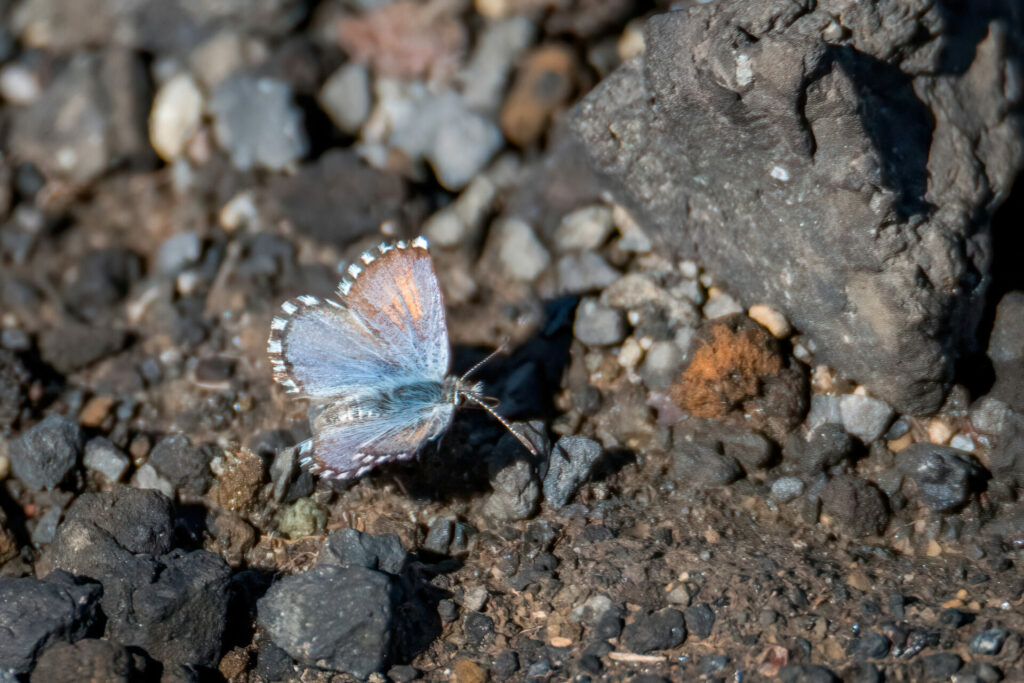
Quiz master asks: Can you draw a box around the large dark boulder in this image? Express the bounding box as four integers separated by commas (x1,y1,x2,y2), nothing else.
568,0,1024,414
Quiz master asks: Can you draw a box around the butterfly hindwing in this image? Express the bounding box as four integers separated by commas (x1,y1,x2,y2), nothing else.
300,388,456,479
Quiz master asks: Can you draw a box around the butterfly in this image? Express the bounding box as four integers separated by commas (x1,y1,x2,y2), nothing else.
267,236,538,480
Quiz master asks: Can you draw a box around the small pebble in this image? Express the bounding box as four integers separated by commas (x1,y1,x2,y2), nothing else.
839,394,894,443
969,628,1008,655
149,73,203,162
556,252,621,294
703,292,742,319
770,477,805,502
748,303,791,338
0,63,42,105
83,437,130,484
131,463,174,498
574,299,627,347
927,418,955,445
423,176,495,247
640,340,682,390
612,204,652,252
617,337,644,370
553,205,614,252
78,396,114,428
209,75,308,171
157,232,202,275
493,218,550,282
318,62,372,135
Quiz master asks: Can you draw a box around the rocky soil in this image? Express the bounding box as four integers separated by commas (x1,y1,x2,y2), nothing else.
0,0,1022,681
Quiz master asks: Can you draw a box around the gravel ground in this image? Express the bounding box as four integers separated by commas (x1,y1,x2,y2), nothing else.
0,1,1023,681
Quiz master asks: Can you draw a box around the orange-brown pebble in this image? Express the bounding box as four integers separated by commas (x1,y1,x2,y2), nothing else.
79,395,115,428
500,44,576,146
452,658,489,683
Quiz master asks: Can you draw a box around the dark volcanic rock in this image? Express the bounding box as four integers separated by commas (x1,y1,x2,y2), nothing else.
258,565,398,678
542,436,602,509
621,608,687,653
898,443,986,512
822,474,889,537
568,2,1024,414
9,414,83,490
51,488,230,669
988,291,1024,412
62,487,174,555
784,423,855,474
319,528,408,575
0,571,102,675
148,434,214,495
63,248,142,321
39,321,127,374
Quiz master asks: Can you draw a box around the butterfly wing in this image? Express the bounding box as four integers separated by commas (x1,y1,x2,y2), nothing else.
299,391,456,479
267,237,448,399
338,237,449,381
268,295,399,399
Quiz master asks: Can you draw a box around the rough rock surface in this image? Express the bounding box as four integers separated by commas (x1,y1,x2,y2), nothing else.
50,488,230,669
0,571,102,675
568,1,1024,414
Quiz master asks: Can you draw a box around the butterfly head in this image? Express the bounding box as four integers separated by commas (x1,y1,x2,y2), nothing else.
445,375,539,456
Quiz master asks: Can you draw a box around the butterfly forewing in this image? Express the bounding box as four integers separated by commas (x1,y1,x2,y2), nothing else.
268,296,399,399
341,239,450,381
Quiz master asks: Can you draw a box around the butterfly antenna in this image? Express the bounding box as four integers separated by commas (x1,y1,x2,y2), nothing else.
461,392,539,456
459,342,509,382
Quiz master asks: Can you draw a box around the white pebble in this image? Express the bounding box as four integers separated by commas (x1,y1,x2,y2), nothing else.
149,73,204,162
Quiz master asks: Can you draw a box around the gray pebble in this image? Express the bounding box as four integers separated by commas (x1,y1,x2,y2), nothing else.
640,340,683,390
209,75,308,171
149,434,213,495
492,218,550,282
83,437,130,483
131,463,175,499
969,628,1008,655
556,252,621,294
9,414,82,491
318,62,371,135
784,423,854,474
898,443,984,512
553,205,614,252
427,97,503,190
839,394,894,442
703,292,742,319
319,528,407,575
601,273,664,309
542,436,602,509
770,477,805,502
0,572,102,674
157,232,202,275
258,566,395,679
574,298,627,346
460,17,535,113
807,394,844,429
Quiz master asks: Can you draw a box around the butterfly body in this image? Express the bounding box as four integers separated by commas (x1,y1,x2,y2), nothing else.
268,237,533,480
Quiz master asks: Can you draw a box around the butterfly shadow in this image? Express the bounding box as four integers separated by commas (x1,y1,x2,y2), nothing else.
381,296,579,503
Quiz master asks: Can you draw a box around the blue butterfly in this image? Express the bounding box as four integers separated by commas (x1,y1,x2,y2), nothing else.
268,236,537,480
